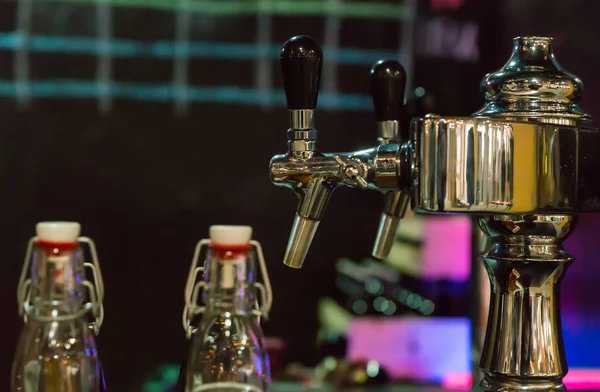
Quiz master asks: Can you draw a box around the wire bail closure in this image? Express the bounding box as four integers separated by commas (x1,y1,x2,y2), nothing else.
182,239,273,339
16,236,106,335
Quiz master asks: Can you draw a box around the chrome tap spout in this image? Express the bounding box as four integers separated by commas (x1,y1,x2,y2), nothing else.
269,145,405,268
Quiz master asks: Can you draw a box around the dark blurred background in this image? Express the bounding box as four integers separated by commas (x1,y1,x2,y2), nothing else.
0,0,599,390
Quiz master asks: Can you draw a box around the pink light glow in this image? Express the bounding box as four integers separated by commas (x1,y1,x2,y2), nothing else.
442,370,600,390
430,0,466,12
442,372,472,390
347,317,470,382
421,216,471,280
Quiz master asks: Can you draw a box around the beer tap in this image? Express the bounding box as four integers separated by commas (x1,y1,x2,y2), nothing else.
270,36,409,268
270,35,600,392
370,60,410,260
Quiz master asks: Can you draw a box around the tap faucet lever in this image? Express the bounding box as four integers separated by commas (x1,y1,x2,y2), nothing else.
281,35,323,133
370,59,410,260
371,59,406,133
276,35,326,269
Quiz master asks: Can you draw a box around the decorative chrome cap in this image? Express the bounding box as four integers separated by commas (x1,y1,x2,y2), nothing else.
473,36,592,124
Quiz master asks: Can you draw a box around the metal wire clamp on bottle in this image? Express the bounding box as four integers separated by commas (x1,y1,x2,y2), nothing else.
12,221,106,392
17,231,104,332
269,35,600,392
181,225,273,392
182,232,273,337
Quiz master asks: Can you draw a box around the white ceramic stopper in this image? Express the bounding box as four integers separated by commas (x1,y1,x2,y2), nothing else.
36,222,81,243
209,225,252,245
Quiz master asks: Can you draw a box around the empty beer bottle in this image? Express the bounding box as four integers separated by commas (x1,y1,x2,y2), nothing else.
11,222,106,392
179,225,273,392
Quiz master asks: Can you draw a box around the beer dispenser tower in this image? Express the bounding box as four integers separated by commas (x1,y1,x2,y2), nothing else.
270,35,600,391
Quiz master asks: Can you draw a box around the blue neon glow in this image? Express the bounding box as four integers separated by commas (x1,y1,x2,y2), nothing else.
0,32,404,65
0,80,373,110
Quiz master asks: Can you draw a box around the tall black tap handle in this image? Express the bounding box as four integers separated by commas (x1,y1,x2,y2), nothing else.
280,35,323,110
370,59,407,122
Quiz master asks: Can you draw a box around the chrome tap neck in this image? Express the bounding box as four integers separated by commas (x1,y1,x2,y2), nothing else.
290,109,315,130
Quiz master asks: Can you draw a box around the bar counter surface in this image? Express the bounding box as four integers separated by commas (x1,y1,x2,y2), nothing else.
270,385,459,391
270,385,600,392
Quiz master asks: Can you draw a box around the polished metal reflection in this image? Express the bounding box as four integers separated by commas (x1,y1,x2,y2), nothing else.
372,119,409,260
270,35,600,267
284,214,319,269
410,37,598,391
478,215,574,392
474,37,591,124
410,36,599,215
372,190,410,259
270,145,407,267
377,120,400,143
270,35,600,392
290,109,314,130
410,117,600,214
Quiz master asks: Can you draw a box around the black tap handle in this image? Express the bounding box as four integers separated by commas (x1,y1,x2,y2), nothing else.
370,59,407,122
280,35,323,110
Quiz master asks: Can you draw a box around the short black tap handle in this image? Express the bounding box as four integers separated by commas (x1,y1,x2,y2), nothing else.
370,59,407,122
280,35,323,110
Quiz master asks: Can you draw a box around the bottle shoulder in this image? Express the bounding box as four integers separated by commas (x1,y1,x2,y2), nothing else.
184,313,270,391
193,313,265,346
187,313,268,366
12,319,102,392
16,319,97,357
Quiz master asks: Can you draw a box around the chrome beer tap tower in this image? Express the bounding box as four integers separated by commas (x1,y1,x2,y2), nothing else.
270,35,600,391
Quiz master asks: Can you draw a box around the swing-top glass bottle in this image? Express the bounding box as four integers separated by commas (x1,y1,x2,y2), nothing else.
11,221,106,392
180,225,273,392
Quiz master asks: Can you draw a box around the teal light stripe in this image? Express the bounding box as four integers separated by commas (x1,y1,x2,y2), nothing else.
0,80,373,111
0,33,403,65
35,0,414,21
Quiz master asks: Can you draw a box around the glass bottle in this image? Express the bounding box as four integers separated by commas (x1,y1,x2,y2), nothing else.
179,225,273,392
11,221,106,392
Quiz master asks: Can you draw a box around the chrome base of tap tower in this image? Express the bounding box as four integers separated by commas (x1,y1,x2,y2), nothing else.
478,214,574,392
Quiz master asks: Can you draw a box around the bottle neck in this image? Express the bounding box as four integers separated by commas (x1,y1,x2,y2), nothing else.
29,240,86,318
202,245,257,315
